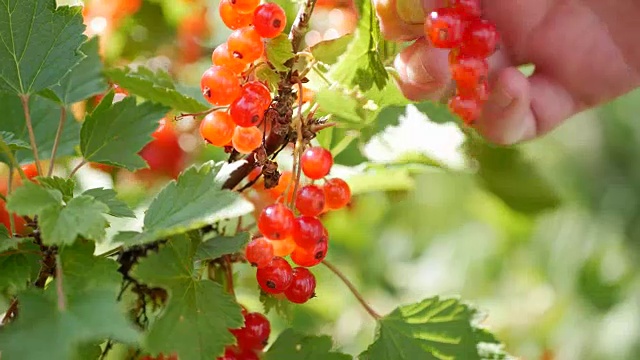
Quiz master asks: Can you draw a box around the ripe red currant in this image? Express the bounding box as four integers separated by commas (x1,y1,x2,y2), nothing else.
284,267,317,304
291,239,328,267
258,203,295,240
229,0,260,14
212,43,248,74
227,27,264,64
201,66,241,106
292,216,327,248
217,347,238,360
21,163,38,180
448,95,481,124
323,178,351,210
300,147,333,180
230,82,271,128
253,3,287,38
236,349,259,360
451,0,481,18
231,312,271,350
450,55,488,91
219,0,253,30
256,256,293,294
457,80,489,102
200,111,235,147
245,237,275,268
461,19,500,58
242,82,272,110
295,185,325,217
268,237,296,257
424,8,465,49
232,126,262,154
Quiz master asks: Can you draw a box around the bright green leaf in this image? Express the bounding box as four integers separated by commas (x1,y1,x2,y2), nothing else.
264,329,351,360
0,0,86,95
6,181,63,216
0,131,30,151
0,242,40,294
39,196,109,245
259,291,293,322
195,233,250,261
106,67,209,112
311,35,354,65
0,242,139,360
255,66,280,92
114,162,252,246
37,177,76,202
80,92,170,170
48,37,108,105
265,34,295,72
0,225,31,252
133,235,243,360
82,188,136,218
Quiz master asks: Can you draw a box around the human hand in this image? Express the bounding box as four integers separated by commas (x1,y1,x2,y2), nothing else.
375,0,640,144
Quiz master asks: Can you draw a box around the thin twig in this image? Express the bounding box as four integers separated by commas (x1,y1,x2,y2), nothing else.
322,260,381,319
2,298,18,324
289,0,318,52
223,255,235,297
68,159,87,179
19,95,42,176
174,106,226,121
55,254,66,311
48,107,67,177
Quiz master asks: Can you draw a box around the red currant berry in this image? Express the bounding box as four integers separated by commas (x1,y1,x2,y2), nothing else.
236,349,259,360
232,312,271,350
457,80,489,102
253,3,287,38
217,347,238,360
21,163,38,180
295,185,325,217
269,237,296,257
451,0,481,18
232,126,262,154
219,0,253,30
229,0,260,14
292,216,327,248
201,66,241,106
230,95,265,127
300,147,333,180
323,178,351,210
461,19,500,58
448,95,481,124
256,256,293,294
227,27,264,64
284,267,317,304
291,239,328,267
242,81,272,110
245,237,275,268
212,43,248,74
450,55,488,91
200,111,235,147
258,203,295,240
424,8,465,49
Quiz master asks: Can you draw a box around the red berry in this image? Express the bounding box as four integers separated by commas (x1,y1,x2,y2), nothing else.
219,0,253,30
200,111,235,147
284,267,316,304
201,66,241,106
424,8,465,49
448,95,481,124
212,43,248,74
21,163,38,180
269,236,296,257
229,0,260,14
242,82,272,110
450,55,488,91
232,312,271,350
323,178,351,210
232,126,262,154
258,203,295,240
461,19,500,58
256,256,293,294
291,239,328,267
230,83,271,127
253,3,287,38
457,80,489,102
451,0,481,18
245,237,275,268
217,347,238,360
295,185,325,217
292,216,327,248
236,349,259,360
227,27,264,64
300,147,333,180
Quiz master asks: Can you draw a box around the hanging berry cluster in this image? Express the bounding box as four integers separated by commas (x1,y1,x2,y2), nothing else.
218,308,271,360
424,0,500,124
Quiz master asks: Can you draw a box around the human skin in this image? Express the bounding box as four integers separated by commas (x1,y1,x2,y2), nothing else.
374,0,640,144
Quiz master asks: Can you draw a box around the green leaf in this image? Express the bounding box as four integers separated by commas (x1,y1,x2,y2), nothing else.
37,176,76,202
0,242,40,294
39,196,109,245
105,67,209,112
0,225,31,252
0,242,139,360
0,131,30,151
0,0,86,95
255,66,280,92
132,235,243,360
0,94,81,164
359,297,509,360
466,139,561,214
82,188,136,218
264,329,351,360
259,291,293,322
72,343,102,360
6,181,63,216
329,0,388,91
114,162,252,246
195,233,250,261
265,34,295,72
311,35,354,65
80,92,170,170
48,37,108,105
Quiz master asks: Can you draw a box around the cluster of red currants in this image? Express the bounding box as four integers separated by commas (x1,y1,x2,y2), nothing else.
424,0,499,124
245,147,351,304
199,0,287,154
218,308,271,360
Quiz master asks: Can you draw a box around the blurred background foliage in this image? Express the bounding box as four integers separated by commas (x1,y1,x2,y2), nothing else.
61,0,640,359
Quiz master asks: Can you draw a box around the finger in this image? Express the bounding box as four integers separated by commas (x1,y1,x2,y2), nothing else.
374,0,435,41
393,38,451,101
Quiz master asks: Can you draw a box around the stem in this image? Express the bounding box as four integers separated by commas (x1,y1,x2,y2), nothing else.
0,193,6,202
48,107,67,177
7,165,15,235
68,159,87,179
174,106,226,121
55,254,66,311
289,0,318,52
223,256,235,297
322,260,381,319
1,298,18,324
19,95,42,176
0,138,28,181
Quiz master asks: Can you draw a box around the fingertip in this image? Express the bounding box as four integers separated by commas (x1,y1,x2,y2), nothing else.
374,0,424,41
393,38,450,101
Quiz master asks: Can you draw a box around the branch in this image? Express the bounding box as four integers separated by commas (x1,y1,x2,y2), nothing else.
55,254,66,311
322,260,381,319
1,298,18,324
19,95,43,176
68,159,87,179
48,106,67,177
289,0,318,52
